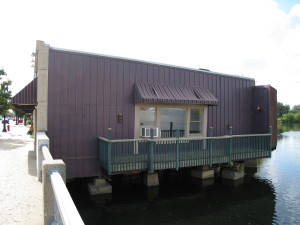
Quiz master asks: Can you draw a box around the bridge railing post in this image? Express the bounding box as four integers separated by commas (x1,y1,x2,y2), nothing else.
148,128,154,173
176,129,180,171
209,127,213,166
228,126,233,165
36,132,49,181
107,128,112,175
269,126,273,157
42,157,66,225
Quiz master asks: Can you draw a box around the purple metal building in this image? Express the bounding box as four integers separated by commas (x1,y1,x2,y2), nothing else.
12,41,277,179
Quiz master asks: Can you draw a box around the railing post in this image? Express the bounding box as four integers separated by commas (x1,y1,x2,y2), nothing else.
107,128,112,175
148,128,154,173
42,159,66,225
269,126,273,157
176,129,180,171
209,127,213,167
36,132,49,181
228,126,233,165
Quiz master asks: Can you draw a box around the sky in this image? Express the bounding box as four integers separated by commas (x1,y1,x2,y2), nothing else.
0,0,300,107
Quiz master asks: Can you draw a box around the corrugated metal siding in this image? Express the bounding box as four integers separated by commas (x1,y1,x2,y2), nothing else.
269,86,277,149
252,85,277,148
12,77,37,107
47,49,256,179
252,86,269,134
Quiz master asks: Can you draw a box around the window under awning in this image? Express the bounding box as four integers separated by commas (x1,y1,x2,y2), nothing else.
134,83,219,106
11,77,37,113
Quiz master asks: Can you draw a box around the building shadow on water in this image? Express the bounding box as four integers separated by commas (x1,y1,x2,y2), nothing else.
67,170,276,225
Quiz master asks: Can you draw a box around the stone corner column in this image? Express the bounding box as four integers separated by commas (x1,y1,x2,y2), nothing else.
36,40,49,132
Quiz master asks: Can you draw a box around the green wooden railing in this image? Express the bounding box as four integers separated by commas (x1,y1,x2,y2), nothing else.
98,127,272,175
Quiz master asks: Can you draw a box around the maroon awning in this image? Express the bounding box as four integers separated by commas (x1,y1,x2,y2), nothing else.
134,83,219,105
11,77,37,111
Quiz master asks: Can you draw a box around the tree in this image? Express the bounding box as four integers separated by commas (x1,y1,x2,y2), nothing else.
0,69,12,132
13,108,26,125
290,105,300,114
277,102,290,118
281,113,295,124
0,69,7,76
294,112,300,123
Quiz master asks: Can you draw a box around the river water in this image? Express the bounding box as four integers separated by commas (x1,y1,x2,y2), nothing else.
68,124,300,225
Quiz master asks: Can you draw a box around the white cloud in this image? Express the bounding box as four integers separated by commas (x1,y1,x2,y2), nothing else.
0,0,300,106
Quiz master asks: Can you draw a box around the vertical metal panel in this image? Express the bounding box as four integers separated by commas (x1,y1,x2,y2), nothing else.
83,56,91,105
61,53,70,105
110,60,118,106
141,63,148,83
96,58,105,106
104,58,111,106
82,103,90,174
174,69,180,85
269,86,277,148
159,66,164,83
252,86,269,134
130,62,136,103
117,61,124,105
68,104,77,158
69,55,77,106
116,105,123,139
123,61,130,104
76,55,84,105
148,64,154,83
153,65,159,84
60,100,69,160
90,57,98,105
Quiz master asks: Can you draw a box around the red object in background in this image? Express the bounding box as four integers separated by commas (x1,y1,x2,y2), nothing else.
7,124,10,132
18,120,23,123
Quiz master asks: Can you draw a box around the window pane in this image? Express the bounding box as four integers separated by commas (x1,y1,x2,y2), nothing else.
190,109,203,121
189,109,203,135
160,108,186,137
190,122,202,134
140,107,156,127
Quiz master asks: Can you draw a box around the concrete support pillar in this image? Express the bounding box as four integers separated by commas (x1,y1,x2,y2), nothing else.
88,177,112,195
244,159,257,176
191,166,214,179
244,159,257,168
222,169,244,180
143,173,159,187
211,165,221,174
42,159,66,225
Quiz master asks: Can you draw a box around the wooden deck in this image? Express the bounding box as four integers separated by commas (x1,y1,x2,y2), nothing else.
99,128,272,176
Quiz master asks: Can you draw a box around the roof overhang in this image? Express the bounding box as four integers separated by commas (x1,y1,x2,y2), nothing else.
11,77,37,112
134,83,219,106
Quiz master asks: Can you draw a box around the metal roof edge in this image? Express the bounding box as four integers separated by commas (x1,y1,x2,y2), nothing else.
50,46,255,81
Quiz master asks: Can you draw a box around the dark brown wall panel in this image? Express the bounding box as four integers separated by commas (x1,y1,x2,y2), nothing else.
48,48,257,179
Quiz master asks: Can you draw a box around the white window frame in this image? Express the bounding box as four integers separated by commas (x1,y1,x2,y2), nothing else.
135,104,208,139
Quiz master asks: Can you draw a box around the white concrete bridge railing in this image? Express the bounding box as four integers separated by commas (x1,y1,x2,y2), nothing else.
36,132,84,225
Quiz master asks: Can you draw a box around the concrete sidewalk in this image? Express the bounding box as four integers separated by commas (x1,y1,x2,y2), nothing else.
0,123,43,225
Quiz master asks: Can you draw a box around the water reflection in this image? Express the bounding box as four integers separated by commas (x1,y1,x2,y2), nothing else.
256,124,300,225
68,175,276,225
68,124,300,225
278,123,300,133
